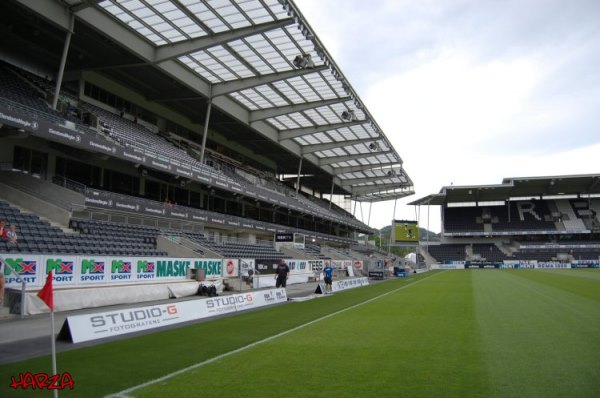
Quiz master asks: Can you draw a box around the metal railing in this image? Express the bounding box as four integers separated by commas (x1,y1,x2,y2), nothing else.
0,171,75,211
0,97,102,138
165,235,208,255
52,175,88,195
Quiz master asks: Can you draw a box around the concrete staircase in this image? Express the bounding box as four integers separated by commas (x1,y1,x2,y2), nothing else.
157,235,222,258
418,245,437,264
0,171,85,228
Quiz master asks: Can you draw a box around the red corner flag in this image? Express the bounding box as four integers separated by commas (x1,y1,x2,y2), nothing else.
37,271,54,311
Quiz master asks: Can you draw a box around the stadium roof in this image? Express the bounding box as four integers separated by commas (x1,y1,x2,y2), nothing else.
409,174,600,206
11,0,414,202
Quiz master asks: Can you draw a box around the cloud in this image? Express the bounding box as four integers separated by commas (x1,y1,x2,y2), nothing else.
295,0,600,233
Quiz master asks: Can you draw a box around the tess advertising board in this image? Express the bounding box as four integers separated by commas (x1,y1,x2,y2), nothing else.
1,254,223,288
62,288,287,343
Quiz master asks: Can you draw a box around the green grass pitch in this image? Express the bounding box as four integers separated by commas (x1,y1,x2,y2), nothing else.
1,270,599,397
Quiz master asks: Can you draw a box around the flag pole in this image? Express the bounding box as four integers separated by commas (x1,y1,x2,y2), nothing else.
37,270,58,397
51,308,58,398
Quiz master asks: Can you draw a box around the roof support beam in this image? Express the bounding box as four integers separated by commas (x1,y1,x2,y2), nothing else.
351,183,408,195
279,120,365,141
71,0,103,13
250,97,350,122
332,161,399,175
154,19,294,62
354,191,414,202
212,65,328,97
146,90,202,101
319,151,393,166
339,175,392,186
301,137,377,154
70,4,157,62
16,0,73,31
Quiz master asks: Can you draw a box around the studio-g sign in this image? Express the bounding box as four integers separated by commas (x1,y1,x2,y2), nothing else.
61,288,287,343
62,302,188,343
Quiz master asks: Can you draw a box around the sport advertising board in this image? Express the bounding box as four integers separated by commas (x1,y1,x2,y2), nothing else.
0,254,223,288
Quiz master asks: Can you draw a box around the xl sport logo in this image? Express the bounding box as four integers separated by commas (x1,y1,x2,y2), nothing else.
111,260,132,280
46,258,75,283
2,258,38,284
80,259,106,282
136,260,156,280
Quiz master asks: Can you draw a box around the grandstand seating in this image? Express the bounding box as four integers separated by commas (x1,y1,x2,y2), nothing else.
511,249,556,262
70,219,166,256
0,200,166,256
471,244,507,261
84,100,364,229
570,248,600,260
0,62,371,233
555,200,587,231
443,206,484,232
304,243,327,259
426,244,466,263
182,232,289,260
444,201,562,234
569,199,600,230
490,201,556,231
0,63,95,134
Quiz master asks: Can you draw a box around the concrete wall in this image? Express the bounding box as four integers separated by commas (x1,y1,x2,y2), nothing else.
157,235,222,259
0,182,71,226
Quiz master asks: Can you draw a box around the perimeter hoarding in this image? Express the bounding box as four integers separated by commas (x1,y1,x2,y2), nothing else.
222,259,239,278
62,288,287,343
316,277,369,294
1,254,223,288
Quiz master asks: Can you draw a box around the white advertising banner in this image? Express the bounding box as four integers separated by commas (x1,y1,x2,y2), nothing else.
192,258,223,279
222,259,239,278
42,256,78,285
1,254,41,288
332,277,369,292
108,257,136,282
288,259,311,274
78,256,110,284
2,253,371,290
535,262,572,269
307,259,324,272
0,254,219,288
331,260,351,269
431,264,466,270
240,259,254,277
63,288,287,343
502,260,537,269
65,300,201,343
318,277,369,294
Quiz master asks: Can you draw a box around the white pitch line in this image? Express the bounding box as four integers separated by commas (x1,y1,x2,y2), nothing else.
106,271,443,398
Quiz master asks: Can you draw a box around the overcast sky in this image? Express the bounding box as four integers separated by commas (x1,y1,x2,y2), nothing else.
295,0,600,233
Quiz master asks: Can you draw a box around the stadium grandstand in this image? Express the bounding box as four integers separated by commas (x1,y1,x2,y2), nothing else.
0,0,414,316
410,174,600,268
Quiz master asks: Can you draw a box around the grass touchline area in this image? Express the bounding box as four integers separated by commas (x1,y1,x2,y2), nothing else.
108,271,443,398
1,269,598,398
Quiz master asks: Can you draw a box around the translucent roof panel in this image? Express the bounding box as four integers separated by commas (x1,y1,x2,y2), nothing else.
95,0,412,201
